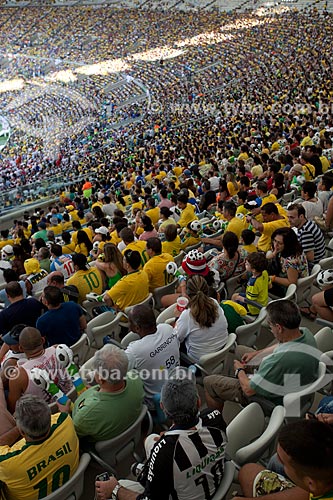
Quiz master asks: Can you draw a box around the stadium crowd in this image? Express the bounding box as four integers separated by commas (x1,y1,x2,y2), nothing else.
0,0,332,499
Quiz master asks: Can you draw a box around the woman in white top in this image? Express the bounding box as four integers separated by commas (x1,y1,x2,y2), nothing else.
175,275,228,363
301,181,323,220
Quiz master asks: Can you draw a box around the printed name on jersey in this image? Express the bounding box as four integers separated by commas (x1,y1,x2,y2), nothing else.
186,444,225,478
27,442,72,480
149,334,178,358
147,438,167,481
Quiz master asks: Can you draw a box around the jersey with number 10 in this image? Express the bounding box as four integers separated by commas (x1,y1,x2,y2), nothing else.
0,413,79,500
66,267,103,304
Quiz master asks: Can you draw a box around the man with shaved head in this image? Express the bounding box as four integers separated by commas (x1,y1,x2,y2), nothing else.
7,327,73,413
125,304,180,408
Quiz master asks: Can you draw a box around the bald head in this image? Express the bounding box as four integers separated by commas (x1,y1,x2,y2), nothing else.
19,327,44,352
47,271,65,287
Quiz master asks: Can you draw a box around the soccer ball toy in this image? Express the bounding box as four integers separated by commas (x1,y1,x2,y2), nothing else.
190,220,202,232
166,261,178,275
56,344,73,368
30,367,50,391
317,270,333,287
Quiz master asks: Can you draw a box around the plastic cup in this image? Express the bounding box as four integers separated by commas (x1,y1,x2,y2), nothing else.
176,296,189,313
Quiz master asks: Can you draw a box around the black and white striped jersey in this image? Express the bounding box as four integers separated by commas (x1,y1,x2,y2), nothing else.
137,409,227,500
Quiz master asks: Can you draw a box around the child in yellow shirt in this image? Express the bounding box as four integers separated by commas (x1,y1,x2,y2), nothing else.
241,229,257,254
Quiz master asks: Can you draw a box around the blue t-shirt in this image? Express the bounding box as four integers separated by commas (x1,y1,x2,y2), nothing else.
36,301,83,346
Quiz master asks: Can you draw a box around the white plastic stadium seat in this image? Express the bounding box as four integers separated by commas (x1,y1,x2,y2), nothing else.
296,264,321,306
43,453,91,500
283,361,327,419
194,333,237,376
226,403,285,468
211,461,236,500
86,311,123,349
89,405,148,475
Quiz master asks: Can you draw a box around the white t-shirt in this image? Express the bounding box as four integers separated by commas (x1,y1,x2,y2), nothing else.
302,198,323,220
175,299,228,362
209,176,220,191
125,324,180,405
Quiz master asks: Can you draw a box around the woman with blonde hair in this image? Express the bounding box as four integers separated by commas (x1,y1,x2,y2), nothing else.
94,243,126,290
175,275,228,363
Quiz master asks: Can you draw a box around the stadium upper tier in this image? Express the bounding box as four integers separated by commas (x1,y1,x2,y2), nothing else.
0,2,332,208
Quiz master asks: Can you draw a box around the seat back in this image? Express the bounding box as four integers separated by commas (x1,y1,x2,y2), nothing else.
174,251,186,267
281,191,295,206
315,327,333,353
283,361,327,418
71,333,91,367
235,405,286,466
121,332,140,348
94,405,148,468
86,311,122,348
153,278,178,311
156,303,177,325
198,333,237,375
202,229,223,239
235,307,267,347
325,237,333,257
226,403,266,462
296,264,321,305
124,293,154,316
319,256,333,271
225,273,243,298
211,461,236,500
185,242,201,253
43,453,91,500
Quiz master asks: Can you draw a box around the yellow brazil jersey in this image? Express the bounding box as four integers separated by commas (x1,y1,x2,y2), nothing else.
145,207,160,225
91,201,103,211
109,230,122,246
257,217,289,252
49,224,62,236
122,240,149,268
71,228,93,246
261,194,277,206
226,216,246,239
131,201,144,213
69,210,80,221
310,489,333,500
62,242,76,255
302,163,316,181
236,205,248,216
0,239,13,250
320,155,330,173
0,413,79,500
178,204,198,228
243,243,257,253
66,267,103,304
180,234,200,250
162,236,181,257
143,253,174,291
74,243,89,257
123,195,132,207
61,221,72,232
106,270,149,310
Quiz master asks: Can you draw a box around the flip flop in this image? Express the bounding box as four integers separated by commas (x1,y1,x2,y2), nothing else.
300,307,317,320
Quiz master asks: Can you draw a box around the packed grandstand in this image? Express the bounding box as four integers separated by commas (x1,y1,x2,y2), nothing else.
0,0,333,499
